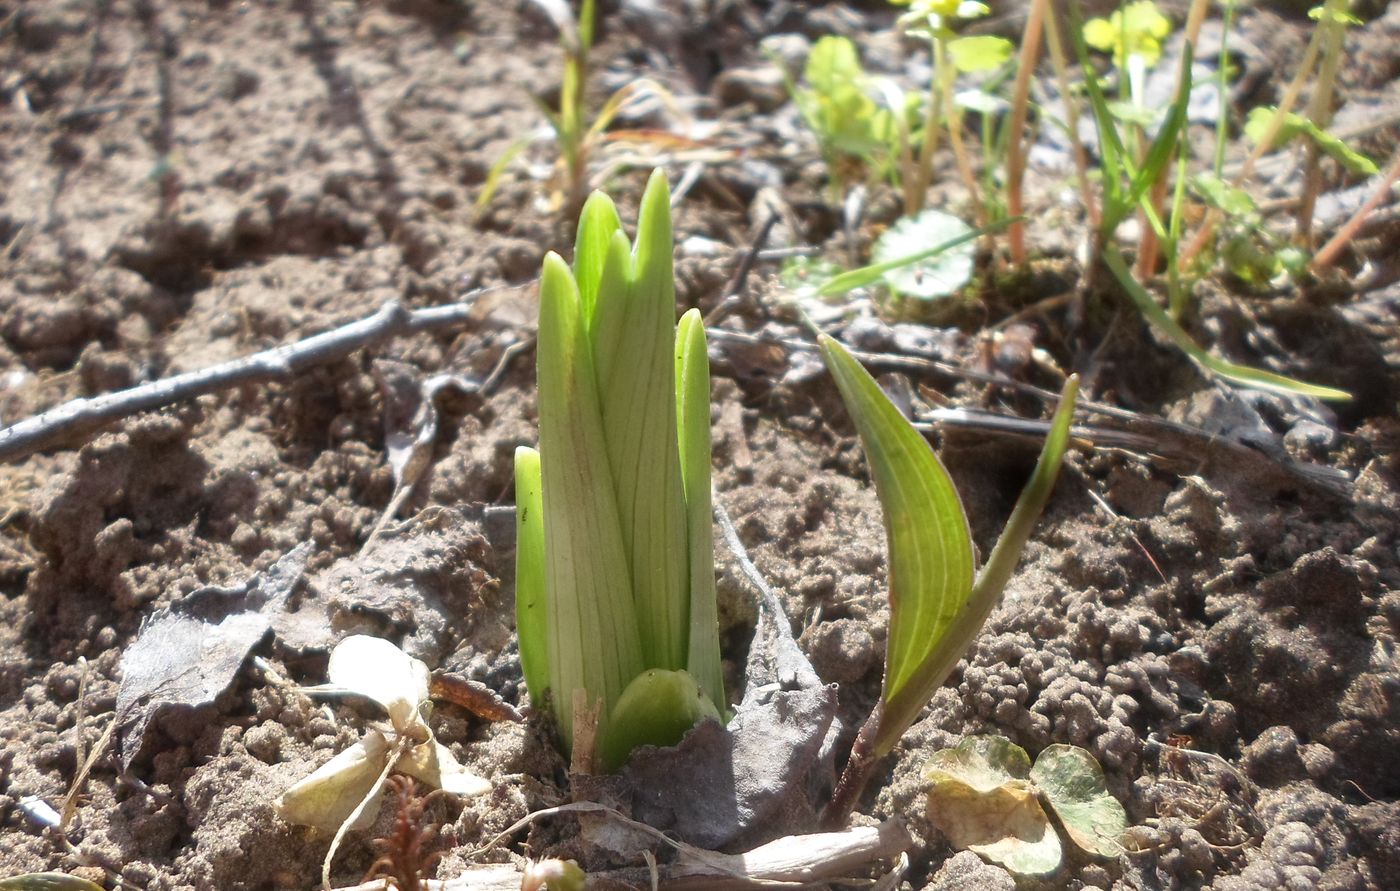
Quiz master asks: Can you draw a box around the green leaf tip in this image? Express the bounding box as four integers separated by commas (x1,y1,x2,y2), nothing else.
601,668,721,771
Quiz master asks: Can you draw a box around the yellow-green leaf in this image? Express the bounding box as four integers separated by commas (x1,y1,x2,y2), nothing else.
600,668,720,771
537,252,645,749
514,447,548,707
817,335,975,733
676,309,725,715
590,171,690,672
948,35,1013,73
925,737,1063,875
1030,745,1129,859
0,876,106,891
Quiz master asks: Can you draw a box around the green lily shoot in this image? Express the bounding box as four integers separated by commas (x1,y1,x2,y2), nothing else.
515,170,725,771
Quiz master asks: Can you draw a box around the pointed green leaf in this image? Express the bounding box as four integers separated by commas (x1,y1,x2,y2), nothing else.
600,668,721,771
573,191,624,324
589,172,690,672
537,252,645,750
1030,745,1129,859
879,375,1078,752
817,335,975,746
676,309,725,715
1103,248,1351,400
514,446,548,705
925,736,1062,875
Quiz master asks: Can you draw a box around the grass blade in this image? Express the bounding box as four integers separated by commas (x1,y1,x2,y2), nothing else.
817,335,975,728
815,217,1018,299
514,446,548,705
676,308,725,714
1103,248,1351,401
537,252,645,750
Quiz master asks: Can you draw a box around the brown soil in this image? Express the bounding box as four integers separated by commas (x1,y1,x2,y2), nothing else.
1,1,1398,890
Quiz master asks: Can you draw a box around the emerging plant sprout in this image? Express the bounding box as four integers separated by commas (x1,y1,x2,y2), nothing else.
817,337,1079,826
515,170,725,771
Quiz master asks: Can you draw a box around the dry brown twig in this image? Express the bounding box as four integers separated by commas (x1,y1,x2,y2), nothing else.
0,292,522,463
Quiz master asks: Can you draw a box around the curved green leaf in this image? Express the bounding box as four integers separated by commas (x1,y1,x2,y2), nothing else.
817,335,975,736
601,668,720,771
1103,247,1351,400
879,375,1079,753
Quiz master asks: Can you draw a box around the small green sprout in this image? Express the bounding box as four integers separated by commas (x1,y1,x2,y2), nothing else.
818,337,1079,826
1243,107,1377,177
786,35,900,202
479,0,675,218
1191,173,1308,287
515,170,725,771
1066,5,1349,400
889,0,1014,219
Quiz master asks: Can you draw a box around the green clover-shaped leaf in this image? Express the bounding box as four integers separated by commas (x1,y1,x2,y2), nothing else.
1029,744,1129,859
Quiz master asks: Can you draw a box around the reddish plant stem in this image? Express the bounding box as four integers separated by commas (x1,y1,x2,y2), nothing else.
1006,0,1049,265
821,701,885,830
1310,147,1400,272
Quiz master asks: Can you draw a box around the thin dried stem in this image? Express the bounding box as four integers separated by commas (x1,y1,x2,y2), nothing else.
1296,0,1348,245
0,295,509,463
1310,146,1400,272
1043,4,1099,228
1006,0,1049,264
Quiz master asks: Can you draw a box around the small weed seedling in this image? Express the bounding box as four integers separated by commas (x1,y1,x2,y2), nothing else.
817,337,1079,826
785,35,901,203
889,0,1013,220
515,170,726,772
1066,1,1350,401
479,0,675,218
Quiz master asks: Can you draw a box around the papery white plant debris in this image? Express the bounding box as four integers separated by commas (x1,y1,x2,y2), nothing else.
276,635,491,833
